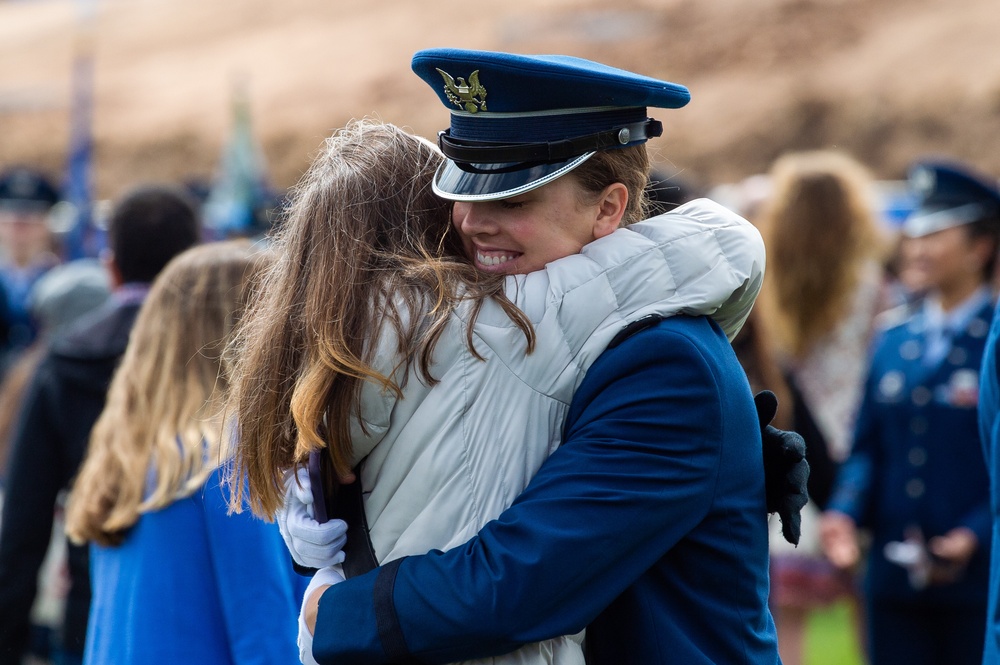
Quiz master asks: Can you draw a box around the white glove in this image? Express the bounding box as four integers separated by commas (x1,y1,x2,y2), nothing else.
298,565,345,665
277,467,348,569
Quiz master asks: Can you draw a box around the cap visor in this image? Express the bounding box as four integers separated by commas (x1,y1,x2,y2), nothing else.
902,202,983,238
432,153,594,202
0,199,53,214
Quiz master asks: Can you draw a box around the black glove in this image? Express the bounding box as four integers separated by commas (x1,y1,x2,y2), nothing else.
755,390,810,546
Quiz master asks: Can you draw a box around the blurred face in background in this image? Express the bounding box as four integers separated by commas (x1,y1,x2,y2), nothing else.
903,225,992,303
896,235,929,296
0,206,53,268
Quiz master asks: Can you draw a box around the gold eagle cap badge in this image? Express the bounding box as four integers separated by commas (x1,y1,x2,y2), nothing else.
436,68,488,113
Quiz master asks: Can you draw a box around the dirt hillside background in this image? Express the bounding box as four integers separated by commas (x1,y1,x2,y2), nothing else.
2,0,999,199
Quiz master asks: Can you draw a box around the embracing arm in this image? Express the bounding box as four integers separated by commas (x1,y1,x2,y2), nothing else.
312,319,730,664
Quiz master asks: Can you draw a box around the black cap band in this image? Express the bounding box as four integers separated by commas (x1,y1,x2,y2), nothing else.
438,118,663,167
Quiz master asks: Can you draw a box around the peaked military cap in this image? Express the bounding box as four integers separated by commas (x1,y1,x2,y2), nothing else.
411,48,690,201
903,160,1000,238
0,167,60,212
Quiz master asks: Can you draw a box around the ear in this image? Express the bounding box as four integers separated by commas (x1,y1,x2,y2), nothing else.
970,234,997,274
100,249,125,289
592,183,629,240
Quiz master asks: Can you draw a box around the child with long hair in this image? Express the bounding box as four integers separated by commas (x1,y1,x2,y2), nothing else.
66,240,306,665
227,118,765,665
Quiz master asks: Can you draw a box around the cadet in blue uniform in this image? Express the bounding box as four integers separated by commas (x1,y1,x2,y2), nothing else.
821,161,1000,665
297,49,783,665
0,168,61,370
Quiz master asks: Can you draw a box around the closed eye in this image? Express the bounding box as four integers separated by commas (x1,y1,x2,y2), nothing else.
499,200,525,210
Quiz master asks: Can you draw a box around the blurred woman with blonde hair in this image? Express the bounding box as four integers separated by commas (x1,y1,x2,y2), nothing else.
755,149,893,665
66,240,306,665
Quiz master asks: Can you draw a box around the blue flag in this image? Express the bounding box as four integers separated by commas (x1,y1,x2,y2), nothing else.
62,0,100,260
203,80,273,239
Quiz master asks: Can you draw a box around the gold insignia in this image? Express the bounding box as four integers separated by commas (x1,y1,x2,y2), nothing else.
437,68,487,113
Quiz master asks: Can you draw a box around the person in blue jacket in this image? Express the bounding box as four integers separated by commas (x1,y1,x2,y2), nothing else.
978,176,1000,664
820,161,1000,665
293,49,785,665
64,242,306,664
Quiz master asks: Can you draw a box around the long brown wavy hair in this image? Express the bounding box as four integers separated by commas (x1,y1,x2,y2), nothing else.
66,240,270,546
225,120,545,518
757,150,887,359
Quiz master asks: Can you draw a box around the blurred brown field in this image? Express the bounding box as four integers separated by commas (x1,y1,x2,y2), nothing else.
2,0,999,199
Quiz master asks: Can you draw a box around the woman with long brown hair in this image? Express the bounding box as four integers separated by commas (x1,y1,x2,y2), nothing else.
65,240,306,665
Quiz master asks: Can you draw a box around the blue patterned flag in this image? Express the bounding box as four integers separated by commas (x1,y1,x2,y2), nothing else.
62,0,100,259
203,79,273,239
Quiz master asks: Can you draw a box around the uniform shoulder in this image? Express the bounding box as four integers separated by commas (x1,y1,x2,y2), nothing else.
873,303,916,335
604,314,729,368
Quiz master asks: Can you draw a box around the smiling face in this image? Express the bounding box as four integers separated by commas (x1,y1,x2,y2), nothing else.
450,175,625,275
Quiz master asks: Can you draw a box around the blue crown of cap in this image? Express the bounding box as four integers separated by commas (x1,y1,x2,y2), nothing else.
903,160,1000,237
909,160,1000,212
0,167,60,208
412,48,691,115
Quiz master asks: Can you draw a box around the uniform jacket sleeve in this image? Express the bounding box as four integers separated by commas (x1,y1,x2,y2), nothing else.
312,320,731,664
827,364,879,525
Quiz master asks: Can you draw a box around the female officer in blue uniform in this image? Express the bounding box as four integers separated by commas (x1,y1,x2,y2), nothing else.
293,49,784,665
821,161,1000,665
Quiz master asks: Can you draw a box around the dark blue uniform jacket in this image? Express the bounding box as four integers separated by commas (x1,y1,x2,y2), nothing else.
312,315,780,665
830,300,993,606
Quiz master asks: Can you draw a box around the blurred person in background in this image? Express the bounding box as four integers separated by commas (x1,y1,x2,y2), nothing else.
754,149,894,665
65,241,306,665
0,185,199,665
0,260,110,483
0,260,110,663
976,173,1000,665
0,168,62,374
820,160,999,665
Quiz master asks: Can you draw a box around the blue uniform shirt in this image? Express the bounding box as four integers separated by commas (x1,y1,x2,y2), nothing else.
312,315,779,664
